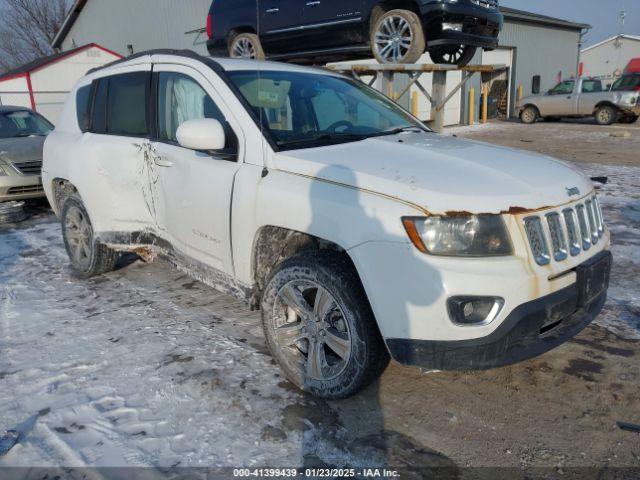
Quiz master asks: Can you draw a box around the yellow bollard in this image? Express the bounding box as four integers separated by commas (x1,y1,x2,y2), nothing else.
469,87,475,125
517,85,523,101
411,91,419,117
481,86,488,124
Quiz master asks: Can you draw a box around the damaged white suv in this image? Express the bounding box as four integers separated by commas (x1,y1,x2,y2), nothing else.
44,51,612,399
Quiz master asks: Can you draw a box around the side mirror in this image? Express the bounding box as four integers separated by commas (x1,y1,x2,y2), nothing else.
176,118,225,151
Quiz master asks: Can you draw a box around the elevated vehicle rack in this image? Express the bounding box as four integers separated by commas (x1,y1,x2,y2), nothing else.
326,63,507,133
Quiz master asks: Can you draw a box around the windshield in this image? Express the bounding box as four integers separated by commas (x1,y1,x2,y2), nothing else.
227,70,428,150
611,74,640,91
0,110,53,139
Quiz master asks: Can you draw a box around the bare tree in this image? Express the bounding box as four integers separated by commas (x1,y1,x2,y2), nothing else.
0,0,72,72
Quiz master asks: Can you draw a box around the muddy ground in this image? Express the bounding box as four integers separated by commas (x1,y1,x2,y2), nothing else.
1,119,639,477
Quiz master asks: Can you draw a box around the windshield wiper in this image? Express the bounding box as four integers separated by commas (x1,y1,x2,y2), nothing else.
14,133,45,137
277,133,367,147
372,126,426,137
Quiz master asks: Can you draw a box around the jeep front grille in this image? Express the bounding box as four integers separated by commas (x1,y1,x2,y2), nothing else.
524,195,605,266
13,160,42,176
524,216,550,266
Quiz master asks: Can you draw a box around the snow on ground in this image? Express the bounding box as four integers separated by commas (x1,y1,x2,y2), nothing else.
578,162,640,339
1,219,398,471
0,161,639,471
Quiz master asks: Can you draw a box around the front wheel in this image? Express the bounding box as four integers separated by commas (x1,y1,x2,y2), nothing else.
228,32,265,60
428,45,477,67
261,252,390,399
520,106,538,124
371,9,426,64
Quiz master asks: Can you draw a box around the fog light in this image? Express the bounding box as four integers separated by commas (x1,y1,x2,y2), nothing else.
448,296,504,326
442,23,463,31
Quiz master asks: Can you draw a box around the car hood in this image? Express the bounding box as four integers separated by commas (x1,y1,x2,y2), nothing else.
0,136,45,164
273,132,593,215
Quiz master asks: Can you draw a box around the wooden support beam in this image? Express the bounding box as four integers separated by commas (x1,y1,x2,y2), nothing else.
431,70,447,133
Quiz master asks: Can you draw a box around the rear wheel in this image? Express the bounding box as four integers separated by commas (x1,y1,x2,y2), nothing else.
228,32,265,60
428,45,477,67
594,105,618,125
261,252,389,399
520,106,538,124
371,9,426,64
61,194,119,278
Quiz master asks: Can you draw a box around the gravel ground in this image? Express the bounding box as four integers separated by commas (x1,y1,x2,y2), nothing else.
0,121,639,476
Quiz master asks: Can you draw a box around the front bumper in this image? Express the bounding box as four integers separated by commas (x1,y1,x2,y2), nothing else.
422,1,503,49
386,251,612,370
0,171,45,202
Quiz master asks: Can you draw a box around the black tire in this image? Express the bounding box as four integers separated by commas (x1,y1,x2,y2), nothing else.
228,32,265,60
261,252,390,399
371,9,426,64
520,106,538,124
594,105,618,126
61,194,119,278
428,45,477,67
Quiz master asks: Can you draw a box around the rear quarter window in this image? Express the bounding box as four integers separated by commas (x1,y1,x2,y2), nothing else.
76,85,92,132
91,78,108,134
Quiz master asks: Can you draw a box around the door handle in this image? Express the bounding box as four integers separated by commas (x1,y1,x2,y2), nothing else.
265,7,279,13
154,158,174,168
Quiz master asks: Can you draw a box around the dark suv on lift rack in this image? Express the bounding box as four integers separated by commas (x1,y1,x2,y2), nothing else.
206,0,503,66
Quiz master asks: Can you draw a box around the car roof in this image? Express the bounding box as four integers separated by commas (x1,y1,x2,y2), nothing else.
90,49,340,78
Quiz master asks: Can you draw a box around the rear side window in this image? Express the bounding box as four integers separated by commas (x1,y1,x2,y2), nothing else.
107,72,150,136
582,80,602,93
76,85,92,132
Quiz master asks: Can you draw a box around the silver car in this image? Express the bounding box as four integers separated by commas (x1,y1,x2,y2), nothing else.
0,106,53,202
516,77,640,125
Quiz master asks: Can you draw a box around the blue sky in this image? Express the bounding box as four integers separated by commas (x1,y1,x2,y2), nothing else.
502,0,639,47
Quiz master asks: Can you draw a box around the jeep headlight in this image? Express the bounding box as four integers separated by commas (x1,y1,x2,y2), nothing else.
402,215,512,256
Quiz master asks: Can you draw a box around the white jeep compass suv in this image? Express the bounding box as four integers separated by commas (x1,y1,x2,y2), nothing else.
43,50,612,399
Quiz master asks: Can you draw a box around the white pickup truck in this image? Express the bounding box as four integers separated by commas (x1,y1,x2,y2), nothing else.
43,51,612,399
517,77,640,125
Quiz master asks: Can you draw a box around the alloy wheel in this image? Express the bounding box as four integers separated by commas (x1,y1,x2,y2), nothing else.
65,205,93,270
232,38,257,59
272,280,351,381
374,16,414,63
522,108,536,124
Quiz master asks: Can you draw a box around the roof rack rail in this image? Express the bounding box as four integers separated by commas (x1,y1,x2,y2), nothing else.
88,49,203,74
